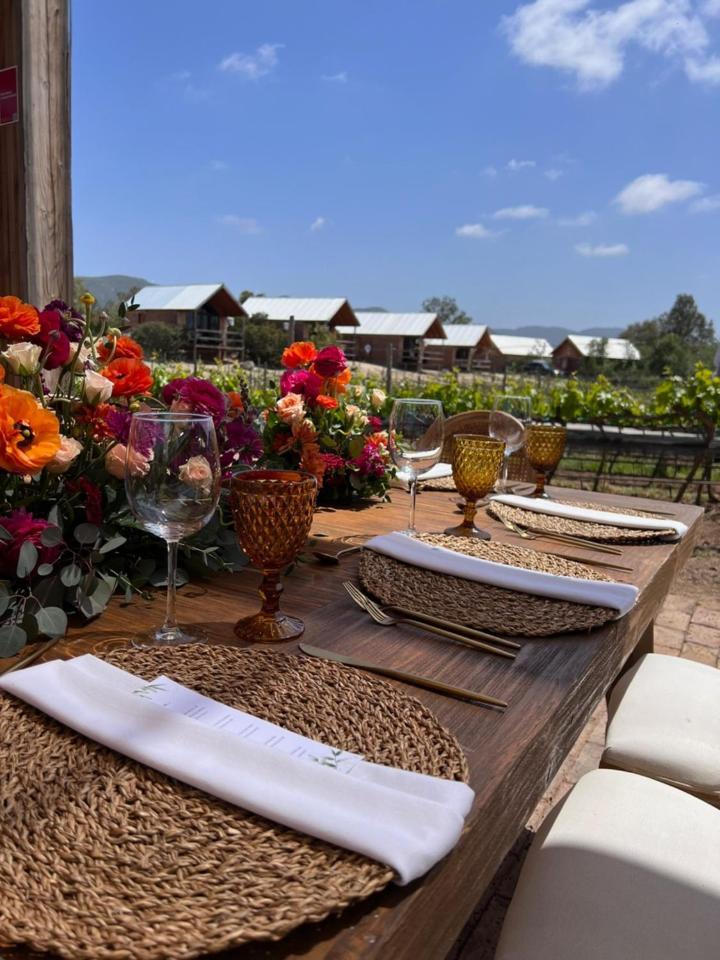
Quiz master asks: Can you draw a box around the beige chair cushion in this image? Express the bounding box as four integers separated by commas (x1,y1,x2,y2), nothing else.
604,653,720,798
495,769,720,960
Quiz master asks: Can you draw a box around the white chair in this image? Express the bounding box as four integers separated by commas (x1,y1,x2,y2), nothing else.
495,769,720,960
603,653,720,803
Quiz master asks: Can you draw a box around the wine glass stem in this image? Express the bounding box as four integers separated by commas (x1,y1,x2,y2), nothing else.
163,539,179,632
502,454,510,490
408,472,418,533
462,499,477,529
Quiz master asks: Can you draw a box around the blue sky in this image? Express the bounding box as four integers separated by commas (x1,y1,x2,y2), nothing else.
72,0,720,331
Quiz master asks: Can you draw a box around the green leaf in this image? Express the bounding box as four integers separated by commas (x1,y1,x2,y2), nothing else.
37,563,55,576
0,624,27,657
35,607,68,638
99,536,127,555
0,582,10,618
60,563,82,587
48,504,62,528
74,523,100,545
16,541,38,578
40,525,63,547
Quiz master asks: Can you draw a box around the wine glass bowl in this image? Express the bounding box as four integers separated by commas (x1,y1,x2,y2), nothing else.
524,425,567,498
230,470,317,643
388,399,444,534
444,436,505,539
125,412,221,646
489,396,532,492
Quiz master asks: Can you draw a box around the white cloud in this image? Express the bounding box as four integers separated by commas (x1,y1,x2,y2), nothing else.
614,173,704,213
703,0,720,15
558,210,597,226
322,71,348,83
575,242,629,257
685,54,720,82
544,168,564,180
219,43,283,80
217,215,261,234
690,193,720,212
507,158,536,170
493,204,549,219
481,165,498,177
502,0,713,90
455,223,499,238
310,216,327,231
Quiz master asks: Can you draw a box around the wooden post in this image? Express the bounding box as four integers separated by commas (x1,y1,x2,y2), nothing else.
385,343,393,394
0,0,73,304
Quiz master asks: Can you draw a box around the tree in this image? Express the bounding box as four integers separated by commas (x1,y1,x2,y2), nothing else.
132,322,185,360
622,294,717,376
422,296,472,325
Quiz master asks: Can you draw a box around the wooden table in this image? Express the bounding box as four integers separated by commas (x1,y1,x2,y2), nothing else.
3,487,704,960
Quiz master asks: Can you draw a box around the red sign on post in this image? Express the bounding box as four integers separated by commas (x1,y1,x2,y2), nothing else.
0,66,19,125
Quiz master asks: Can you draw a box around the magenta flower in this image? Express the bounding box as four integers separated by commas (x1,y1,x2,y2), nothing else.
0,510,64,577
222,419,263,468
313,345,347,379
31,309,71,369
320,452,347,472
367,415,383,431
161,377,227,425
280,369,323,400
351,443,387,479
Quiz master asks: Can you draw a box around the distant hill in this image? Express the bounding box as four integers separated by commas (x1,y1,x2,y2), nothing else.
77,275,151,306
492,324,623,344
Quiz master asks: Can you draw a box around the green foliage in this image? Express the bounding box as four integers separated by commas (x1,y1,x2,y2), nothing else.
622,293,717,376
421,296,472,325
243,316,287,364
133,321,185,360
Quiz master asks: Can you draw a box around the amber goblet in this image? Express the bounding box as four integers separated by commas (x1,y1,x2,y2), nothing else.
524,425,567,498
444,436,505,539
230,470,317,643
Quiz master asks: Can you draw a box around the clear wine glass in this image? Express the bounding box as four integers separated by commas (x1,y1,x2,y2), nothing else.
489,395,532,492
388,399,444,534
125,412,221,646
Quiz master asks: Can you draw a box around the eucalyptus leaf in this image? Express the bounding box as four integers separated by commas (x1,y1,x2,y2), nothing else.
0,582,10,618
37,563,55,576
99,536,127,555
60,563,82,587
0,624,27,657
74,523,100,545
48,504,62,527
40,525,63,547
16,541,38,578
35,607,68,638
0,524,12,542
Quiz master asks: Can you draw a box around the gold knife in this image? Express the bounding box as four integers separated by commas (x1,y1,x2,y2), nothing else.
299,643,508,709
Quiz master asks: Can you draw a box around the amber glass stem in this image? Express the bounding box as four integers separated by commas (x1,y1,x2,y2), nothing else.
461,499,478,529
531,471,547,498
258,568,284,617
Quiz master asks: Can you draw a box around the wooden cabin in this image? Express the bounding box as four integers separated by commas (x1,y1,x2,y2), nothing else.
553,335,640,373
335,312,446,370
424,324,488,371
476,331,554,372
242,297,359,343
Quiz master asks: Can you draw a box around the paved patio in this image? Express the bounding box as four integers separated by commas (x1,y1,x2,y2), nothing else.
451,587,720,960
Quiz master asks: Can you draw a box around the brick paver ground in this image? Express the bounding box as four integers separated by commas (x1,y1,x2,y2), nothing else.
451,588,720,960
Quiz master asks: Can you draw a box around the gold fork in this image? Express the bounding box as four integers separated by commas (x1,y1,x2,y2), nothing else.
499,520,633,572
343,582,516,660
494,514,624,556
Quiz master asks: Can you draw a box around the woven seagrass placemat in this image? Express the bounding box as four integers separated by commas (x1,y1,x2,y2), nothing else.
486,499,677,544
359,534,616,637
0,645,467,960
419,472,456,492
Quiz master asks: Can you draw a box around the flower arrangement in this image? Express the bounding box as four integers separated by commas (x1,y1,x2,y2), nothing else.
0,293,262,655
261,341,393,502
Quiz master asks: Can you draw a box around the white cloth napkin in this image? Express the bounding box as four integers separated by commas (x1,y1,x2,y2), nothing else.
491,494,687,538
0,654,474,884
365,532,639,617
392,462,453,490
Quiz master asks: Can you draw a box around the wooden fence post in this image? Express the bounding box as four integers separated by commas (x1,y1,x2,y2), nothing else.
385,344,393,394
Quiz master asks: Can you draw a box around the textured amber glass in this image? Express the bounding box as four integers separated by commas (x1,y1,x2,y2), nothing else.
445,436,505,539
230,470,317,642
524,425,567,498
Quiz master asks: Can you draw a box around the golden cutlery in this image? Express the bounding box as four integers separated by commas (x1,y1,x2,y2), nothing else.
386,605,521,650
313,545,362,564
494,514,624,556
344,582,515,660
0,636,62,678
299,643,508,709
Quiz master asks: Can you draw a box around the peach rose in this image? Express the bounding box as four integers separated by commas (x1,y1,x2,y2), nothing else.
104,443,152,480
83,370,114,405
276,392,305,425
292,417,318,444
178,455,214,496
2,342,43,375
345,403,368,426
47,435,83,474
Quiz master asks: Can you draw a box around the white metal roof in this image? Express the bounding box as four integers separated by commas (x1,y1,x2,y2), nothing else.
490,335,553,358
133,284,233,311
336,312,442,337
425,324,487,348
243,297,354,324
563,335,641,361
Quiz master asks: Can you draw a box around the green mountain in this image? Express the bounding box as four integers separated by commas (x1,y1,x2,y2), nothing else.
77,275,151,306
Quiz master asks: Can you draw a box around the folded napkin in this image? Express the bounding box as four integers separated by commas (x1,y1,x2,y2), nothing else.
365,532,639,617
392,462,453,490
0,654,474,884
491,494,688,538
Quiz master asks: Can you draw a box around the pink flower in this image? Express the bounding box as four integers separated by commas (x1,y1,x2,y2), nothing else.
312,345,347,379
368,415,383,431
161,377,227,425
0,510,63,576
178,455,214,496
320,453,346,472
47,435,83,474
104,443,152,480
280,369,322,400
351,442,388,479
31,309,71,370
276,392,306,425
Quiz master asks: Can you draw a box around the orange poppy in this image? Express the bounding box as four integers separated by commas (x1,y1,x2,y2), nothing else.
300,441,326,485
0,385,61,474
325,366,352,395
0,296,41,341
0,365,5,384
226,391,245,416
281,341,318,369
100,358,153,397
314,394,338,410
291,418,318,444
96,336,144,363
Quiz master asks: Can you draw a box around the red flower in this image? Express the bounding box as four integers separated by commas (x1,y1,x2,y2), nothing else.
100,358,153,397
315,394,338,410
368,416,383,431
281,341,318,369
97,336,144,362
74,403,115,441
65,477,103,525
31,309,71,369
312,345,347,379
0,510,63,577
